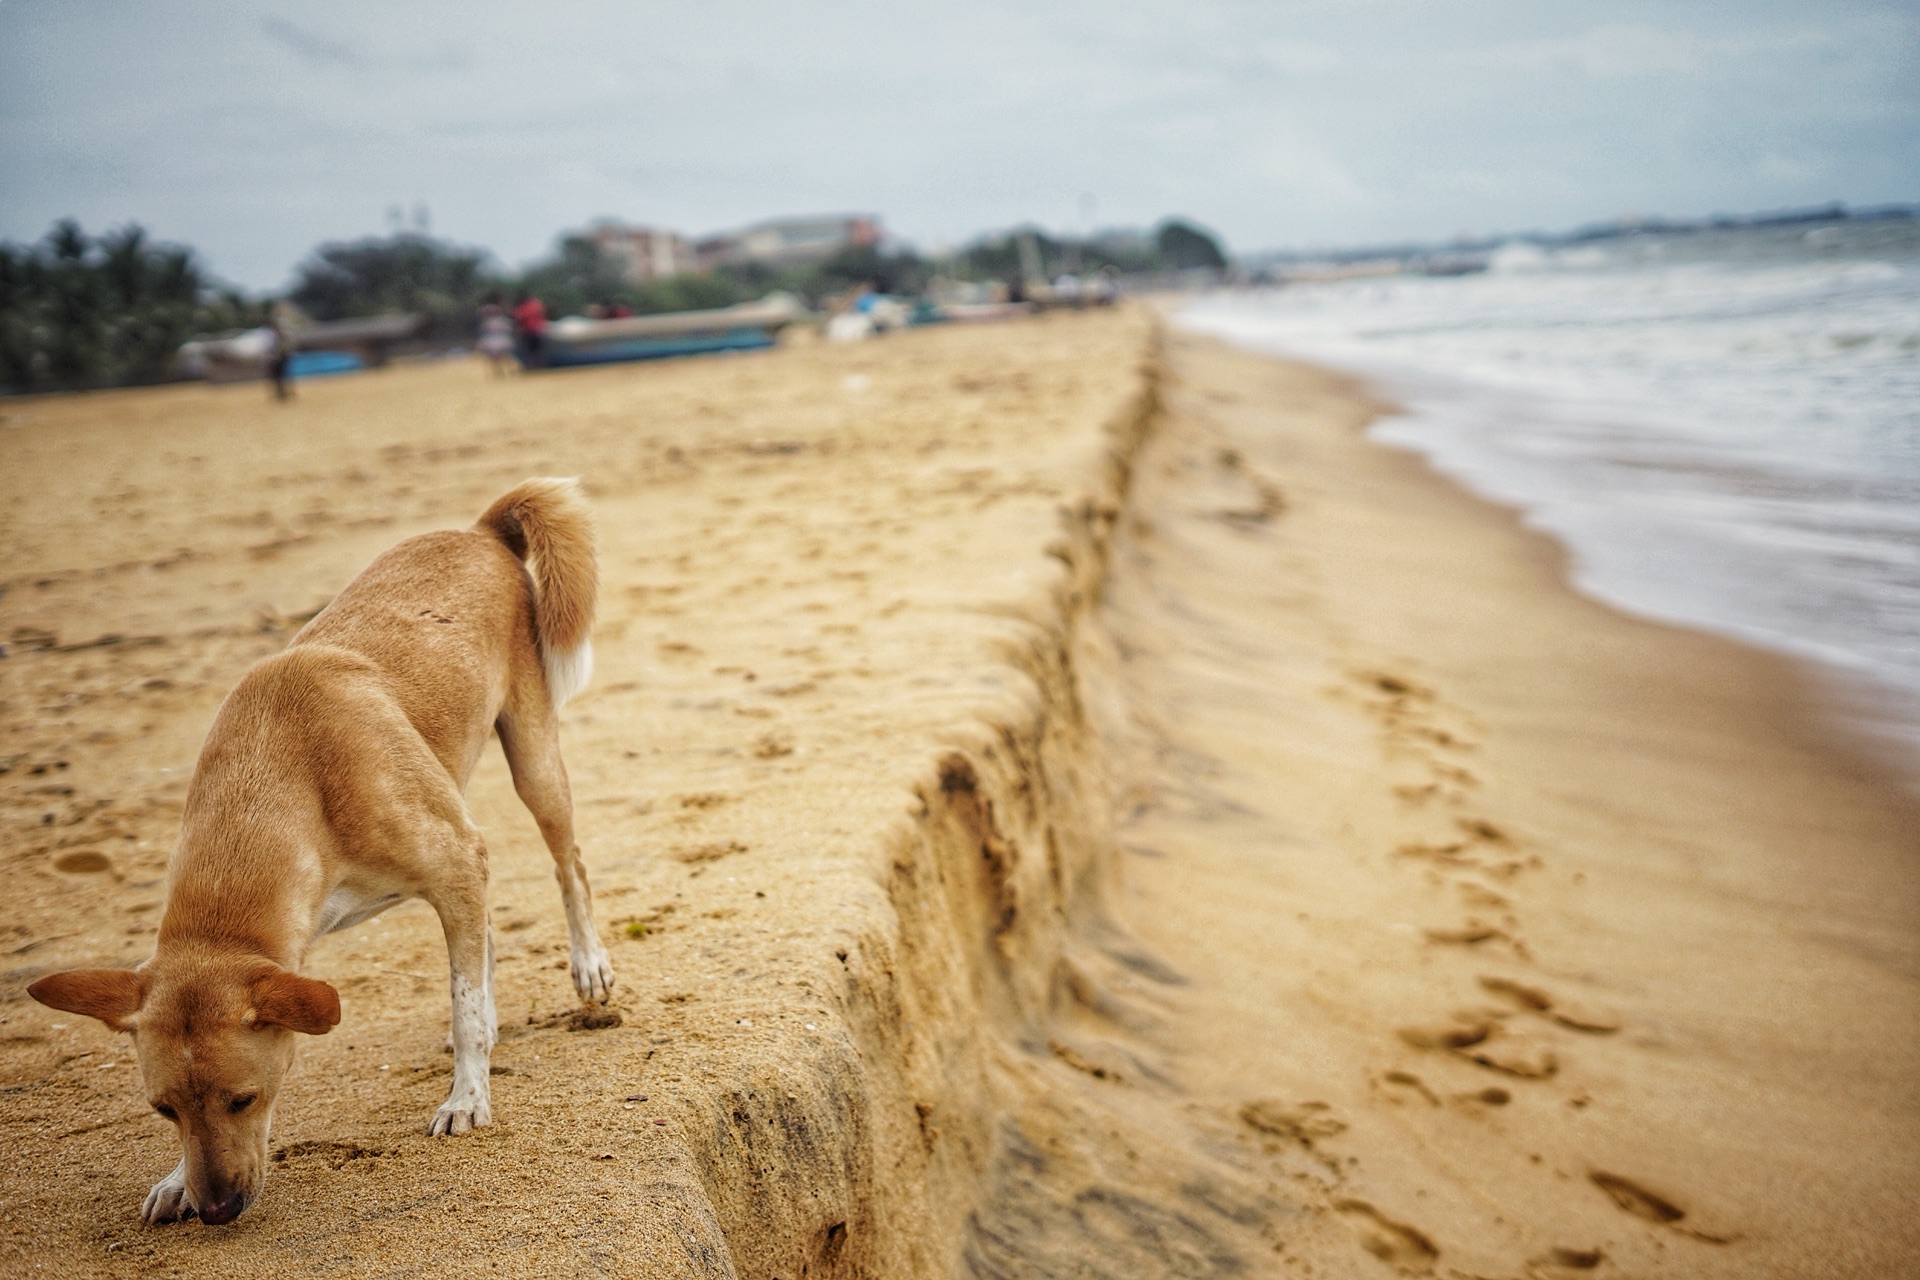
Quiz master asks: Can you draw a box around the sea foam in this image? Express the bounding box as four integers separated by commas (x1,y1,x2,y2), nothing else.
1183,218,1920,772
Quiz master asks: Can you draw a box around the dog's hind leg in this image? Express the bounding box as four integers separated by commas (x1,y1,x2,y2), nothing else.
425,825,495,1137
498,703,614,1004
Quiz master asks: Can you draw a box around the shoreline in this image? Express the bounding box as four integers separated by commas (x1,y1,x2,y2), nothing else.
1343,358,1920,983
1364,403,1920,807
1356,378,1920,829
1175,298,1920,801
1086,329,1920,1275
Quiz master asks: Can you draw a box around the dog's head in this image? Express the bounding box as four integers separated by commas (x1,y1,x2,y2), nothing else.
28,958,339,1225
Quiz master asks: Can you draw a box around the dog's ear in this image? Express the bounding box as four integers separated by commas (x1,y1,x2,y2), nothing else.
28,968,145,1031
250,970,341,1035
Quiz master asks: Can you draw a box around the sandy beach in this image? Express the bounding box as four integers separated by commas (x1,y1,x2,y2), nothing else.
2,309,1916,1278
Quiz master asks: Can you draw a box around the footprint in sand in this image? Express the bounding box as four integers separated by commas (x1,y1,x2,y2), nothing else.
1422,920,1506,946
1590,1170,1683,1222
1480,975,1621,1034
1334,1199,1439,1270
1456,816,1508,843
673,840,748,864
753,733,795,758
1350,670,1485,764
1422,915,1534,961
1395,840,1474,868
1397,1019,1558,1079
1356,670,1431,701
1240,1099,1347,1145
1207,449,1287,524
1397,1020,1493,1052
1528,1245,1605,1272
1457,882,1509,909
1375,1070,1440,1106
51,850,111,874
1462,1031,1558,1080
1589,1170,1733,1243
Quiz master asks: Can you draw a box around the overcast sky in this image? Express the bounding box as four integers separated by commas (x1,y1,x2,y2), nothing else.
2,1,1915,288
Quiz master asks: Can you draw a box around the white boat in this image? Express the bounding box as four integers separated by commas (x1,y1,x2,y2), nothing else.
539,294,804,368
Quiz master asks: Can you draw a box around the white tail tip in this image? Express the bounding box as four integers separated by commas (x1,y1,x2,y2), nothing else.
544,640,593,709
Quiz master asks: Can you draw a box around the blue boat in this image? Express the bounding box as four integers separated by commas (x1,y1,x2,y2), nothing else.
286,350,365,379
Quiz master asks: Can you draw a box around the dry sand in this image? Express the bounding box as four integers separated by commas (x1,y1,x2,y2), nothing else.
1,311,1915,1278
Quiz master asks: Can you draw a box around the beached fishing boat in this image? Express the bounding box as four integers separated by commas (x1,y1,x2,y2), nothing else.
175,313,427,382
537,294,804,368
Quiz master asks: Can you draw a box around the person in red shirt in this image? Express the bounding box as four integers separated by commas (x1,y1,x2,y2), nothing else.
512,294,549,368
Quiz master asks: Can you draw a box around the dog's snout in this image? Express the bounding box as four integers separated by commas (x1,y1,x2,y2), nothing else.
197,1190,247,1226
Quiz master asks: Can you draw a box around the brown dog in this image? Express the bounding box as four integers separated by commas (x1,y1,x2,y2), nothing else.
28,478,613,1225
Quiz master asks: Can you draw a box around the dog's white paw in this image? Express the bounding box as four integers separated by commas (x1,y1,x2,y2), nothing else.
428,1084,492,1137
570,945,615,1004
142,1161,194,1225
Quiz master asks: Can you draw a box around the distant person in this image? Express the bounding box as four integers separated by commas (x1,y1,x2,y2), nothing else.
265,319,293,401
477,296,514,376
512,293,549,369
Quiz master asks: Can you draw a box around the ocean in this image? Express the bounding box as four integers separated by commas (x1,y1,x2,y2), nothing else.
1181,217,1920,773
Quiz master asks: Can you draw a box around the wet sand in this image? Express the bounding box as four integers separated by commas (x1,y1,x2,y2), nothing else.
1,311,1916,1277
1056,330,1920,1277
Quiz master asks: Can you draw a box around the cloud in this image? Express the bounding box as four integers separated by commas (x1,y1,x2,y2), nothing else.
259,17,362,71
1757,153,1818,182
1252,129,1365,204
1462,23,1701,79
1250,41,1347,77
3,0,1913,285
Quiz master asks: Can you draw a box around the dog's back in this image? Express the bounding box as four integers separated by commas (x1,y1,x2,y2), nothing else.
292,528,530,782
290,477,598,786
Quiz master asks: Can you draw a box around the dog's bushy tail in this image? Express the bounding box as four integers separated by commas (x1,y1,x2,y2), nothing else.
477,477,598,707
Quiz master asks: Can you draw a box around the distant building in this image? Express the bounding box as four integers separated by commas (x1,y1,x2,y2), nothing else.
583,220,698,284
697,215,881,270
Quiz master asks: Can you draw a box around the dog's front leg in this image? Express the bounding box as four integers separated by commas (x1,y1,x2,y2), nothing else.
428,878,493,1137
483,926,498,1049
142,1158,193,1225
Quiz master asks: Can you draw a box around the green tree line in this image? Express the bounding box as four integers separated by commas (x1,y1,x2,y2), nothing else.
957,219,1227,278
0,220,264,394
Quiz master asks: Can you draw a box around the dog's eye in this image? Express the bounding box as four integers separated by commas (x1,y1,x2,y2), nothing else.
229,1094,257,1114
153,1102,177,1120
